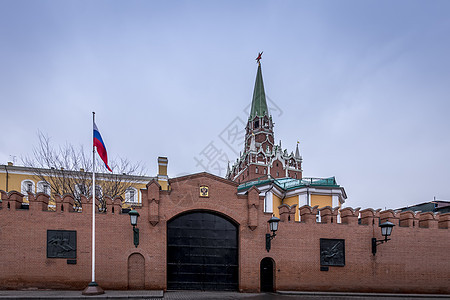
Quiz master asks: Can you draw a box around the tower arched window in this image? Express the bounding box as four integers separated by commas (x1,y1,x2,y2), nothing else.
255,167,259,174
254,120,259,129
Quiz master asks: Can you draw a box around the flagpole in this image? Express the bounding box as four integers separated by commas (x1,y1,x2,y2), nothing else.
83,111,104,295
92,111,96,283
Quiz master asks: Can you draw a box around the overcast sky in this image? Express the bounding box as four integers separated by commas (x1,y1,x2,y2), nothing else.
1,0,449,210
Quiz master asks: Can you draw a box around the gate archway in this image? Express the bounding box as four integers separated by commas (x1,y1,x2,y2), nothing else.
260,257,275,292
167,211,238,291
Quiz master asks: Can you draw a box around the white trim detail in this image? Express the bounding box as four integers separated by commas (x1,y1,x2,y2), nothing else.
21,179,35,196
298,194,308,207
332,195,339,208
37,181,51,195
125,187,138,204
265,191,273,213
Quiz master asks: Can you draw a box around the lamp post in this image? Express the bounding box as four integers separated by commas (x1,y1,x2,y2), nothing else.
128,210,140,248
372,221,395,255
266,216,280,252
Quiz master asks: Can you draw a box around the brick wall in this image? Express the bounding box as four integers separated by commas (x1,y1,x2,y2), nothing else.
0,173,449,293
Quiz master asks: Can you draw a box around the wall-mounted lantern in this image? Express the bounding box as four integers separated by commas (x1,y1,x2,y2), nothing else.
372,221,395,255
128,210,140,248
266,216,280,252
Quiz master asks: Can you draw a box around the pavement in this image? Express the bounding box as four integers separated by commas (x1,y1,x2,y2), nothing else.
0,290,449,300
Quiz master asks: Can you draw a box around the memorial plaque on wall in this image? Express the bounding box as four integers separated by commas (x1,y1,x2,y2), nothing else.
47,230,77,258
320,238,345,266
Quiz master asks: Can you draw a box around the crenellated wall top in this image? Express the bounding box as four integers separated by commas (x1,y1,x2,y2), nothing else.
0,189,449,230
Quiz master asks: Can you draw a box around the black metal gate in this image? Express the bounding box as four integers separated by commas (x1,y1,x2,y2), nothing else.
167,211,238,291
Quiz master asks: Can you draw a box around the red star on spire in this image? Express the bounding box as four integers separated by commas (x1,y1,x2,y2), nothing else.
256,51,263,64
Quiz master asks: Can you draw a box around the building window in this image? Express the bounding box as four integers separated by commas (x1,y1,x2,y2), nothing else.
264,168,267,174
125,187,138,203
316,213,321,223
254,120,259,129
27,182,33,193
37,181,51,195
255,167,259,174
21,180,35,195
95,185,102,198
276,172,279,177
74,184,87,202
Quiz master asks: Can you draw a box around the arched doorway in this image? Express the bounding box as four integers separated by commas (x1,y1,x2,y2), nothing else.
167,211,238,291
260,257,275,292
128,253,145,289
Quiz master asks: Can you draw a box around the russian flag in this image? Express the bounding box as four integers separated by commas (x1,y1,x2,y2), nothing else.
93,122,112,172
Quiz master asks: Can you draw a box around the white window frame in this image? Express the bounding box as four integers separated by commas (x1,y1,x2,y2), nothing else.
94,185,103,198
74,184,87,201
37,181,51,195
21,180,35,195
125,187,138,203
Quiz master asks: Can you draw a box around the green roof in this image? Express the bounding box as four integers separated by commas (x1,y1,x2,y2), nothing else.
237,176,340,192
249,63,268,119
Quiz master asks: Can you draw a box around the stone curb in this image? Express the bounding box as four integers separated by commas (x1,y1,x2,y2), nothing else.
0,290,164,299
277,290,450,298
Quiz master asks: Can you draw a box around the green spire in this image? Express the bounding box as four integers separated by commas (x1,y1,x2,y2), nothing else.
250,63,268,119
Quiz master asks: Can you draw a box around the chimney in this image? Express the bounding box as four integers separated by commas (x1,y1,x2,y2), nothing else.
157,157,169,191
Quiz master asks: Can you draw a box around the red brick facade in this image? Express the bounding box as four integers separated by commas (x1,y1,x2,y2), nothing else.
1,173,449,293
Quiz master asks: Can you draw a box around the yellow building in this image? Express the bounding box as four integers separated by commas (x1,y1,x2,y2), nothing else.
237,177,346,221
0,158,170,208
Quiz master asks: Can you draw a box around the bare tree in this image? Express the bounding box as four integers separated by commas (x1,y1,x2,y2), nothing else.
22,131,147,210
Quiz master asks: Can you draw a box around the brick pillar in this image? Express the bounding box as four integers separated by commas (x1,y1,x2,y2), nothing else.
6,191,24,211
54,194,62,213
80,195,89,214
340,207,360,225
32,192,49,212
438,213,450,229
399,211,417,227
247,186,260,230
63,194,75,212
360,208,381,226
319,206,339,224
278,204,297,222
418,212,438,229
112,196,122,214
105,196,113,214
0,190,7,209
147,180,160,226
299,205,318,224
380,209,400,226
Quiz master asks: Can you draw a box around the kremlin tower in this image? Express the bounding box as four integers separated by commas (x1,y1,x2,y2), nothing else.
226,55,303,183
